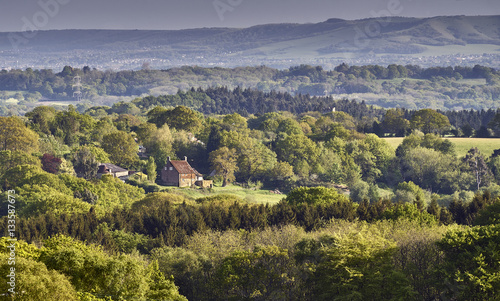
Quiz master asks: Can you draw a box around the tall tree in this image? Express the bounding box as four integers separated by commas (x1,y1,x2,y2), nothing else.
210,147,238,187
0,116,39,153
382,108,410,136
101,131,139,168
148,106,203,133
463,147,492,190
410,109,450,134
25,106,57,135
72,146,98,180
146,156,157,183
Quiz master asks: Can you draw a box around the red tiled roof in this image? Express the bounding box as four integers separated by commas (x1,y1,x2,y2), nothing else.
170,160,198,175
192,168,203,177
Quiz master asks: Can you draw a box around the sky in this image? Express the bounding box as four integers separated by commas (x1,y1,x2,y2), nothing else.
0,0,499,32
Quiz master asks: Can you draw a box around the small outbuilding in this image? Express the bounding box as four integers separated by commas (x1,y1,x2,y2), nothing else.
97,163,130,179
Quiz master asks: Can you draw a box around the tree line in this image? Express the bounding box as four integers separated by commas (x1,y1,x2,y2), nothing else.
2,63,500,115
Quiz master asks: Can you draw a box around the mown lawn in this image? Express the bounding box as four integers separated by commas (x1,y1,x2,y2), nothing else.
383,137,500,157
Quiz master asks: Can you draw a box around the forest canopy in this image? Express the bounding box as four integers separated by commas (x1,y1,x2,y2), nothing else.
2,64,500,299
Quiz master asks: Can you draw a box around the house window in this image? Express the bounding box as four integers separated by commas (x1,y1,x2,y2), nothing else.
169,167,173,171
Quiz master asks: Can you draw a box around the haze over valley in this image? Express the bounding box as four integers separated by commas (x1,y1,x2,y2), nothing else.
1,15,500,70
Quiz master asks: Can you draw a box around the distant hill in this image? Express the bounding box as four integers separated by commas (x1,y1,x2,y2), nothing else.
1,15,500,70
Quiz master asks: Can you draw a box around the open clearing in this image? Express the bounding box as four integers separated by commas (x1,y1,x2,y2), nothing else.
383,137,500,157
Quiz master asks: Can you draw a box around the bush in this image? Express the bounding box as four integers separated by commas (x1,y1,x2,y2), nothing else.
285,186,349,206
196,194,244,204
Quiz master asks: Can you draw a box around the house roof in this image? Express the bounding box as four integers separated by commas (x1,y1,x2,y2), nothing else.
98,163,128,174
170,160,202,176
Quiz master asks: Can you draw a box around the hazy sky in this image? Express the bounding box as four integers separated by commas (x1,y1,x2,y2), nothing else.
1,0,499,32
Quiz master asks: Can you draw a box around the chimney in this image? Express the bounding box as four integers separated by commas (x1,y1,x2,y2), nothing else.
184,156,188,161
167,156,170,162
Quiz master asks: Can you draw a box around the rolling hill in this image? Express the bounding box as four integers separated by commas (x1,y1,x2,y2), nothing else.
0,15,500,70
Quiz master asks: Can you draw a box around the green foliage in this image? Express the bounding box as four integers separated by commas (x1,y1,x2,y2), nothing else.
0,237,41,260
437,224,500,300
210,147,239,187
295,227,416,300
394,181,428,204
151,246,209,300
396,133,455,157
7,68,500,300
1,164,45,190
25,106,57,135
233,136,278,181
269,161,295,183
101,131,139,168
0,150,41,180
90,117,118,144
285,186,349,206
276,134,319,176
196,193,245,205
72,146,99,180
0,254,79,300
146,156,157,182
1,164,144,218
382,203,438,226
90,175,145,217
0,116,39,153
350,180,381,203
148,105,203,133
39,134,71,157
17,184,92,217
213,245,297,300
146,260,188,301
400,147,462,193
222,113,248,132
382,108,410,136
410,109,451,134
142,124,174,169
40,234,186,301
463,147,492,190
74,144,110,164
474,201,500,226
53,107,96,146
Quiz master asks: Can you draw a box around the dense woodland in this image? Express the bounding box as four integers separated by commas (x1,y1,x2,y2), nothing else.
2,83,500,299
1,63,500,116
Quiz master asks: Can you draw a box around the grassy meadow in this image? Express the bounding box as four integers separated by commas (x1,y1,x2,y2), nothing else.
383,137,500,157
160,184,285,205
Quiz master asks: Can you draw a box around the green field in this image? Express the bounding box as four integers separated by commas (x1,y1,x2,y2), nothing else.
161,184,285,205
383,137,500,157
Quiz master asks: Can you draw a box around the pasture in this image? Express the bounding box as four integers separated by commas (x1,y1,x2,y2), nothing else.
163,184,285,205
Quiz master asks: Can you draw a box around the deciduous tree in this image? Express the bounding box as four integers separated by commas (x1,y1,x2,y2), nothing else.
463,147,492,190
101,131,139,168
72,146,99,180
146,156,157,183
0,116,39,153
410,109,450,134
210,147,238,187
